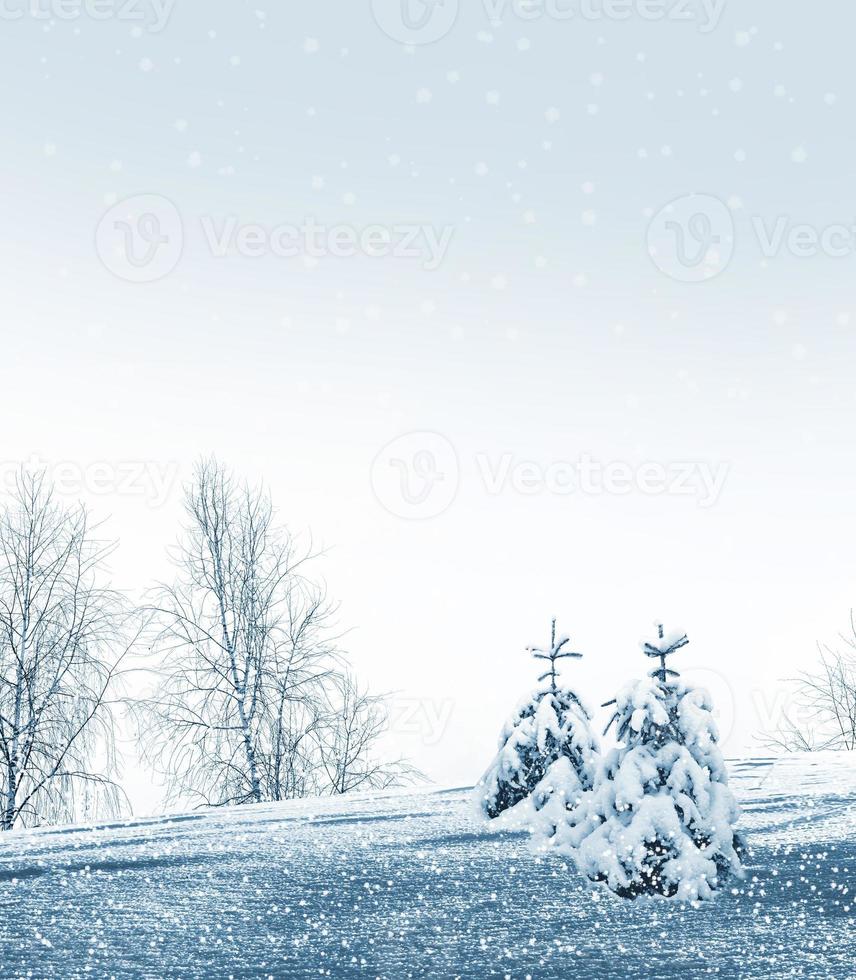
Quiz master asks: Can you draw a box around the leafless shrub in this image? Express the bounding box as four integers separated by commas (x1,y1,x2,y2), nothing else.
317,671,423,795
760,614,856,753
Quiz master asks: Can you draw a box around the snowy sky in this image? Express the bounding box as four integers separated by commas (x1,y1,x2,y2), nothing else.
2,1,856,811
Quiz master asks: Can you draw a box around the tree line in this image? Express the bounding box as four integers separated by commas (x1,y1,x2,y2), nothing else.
0,459,418,832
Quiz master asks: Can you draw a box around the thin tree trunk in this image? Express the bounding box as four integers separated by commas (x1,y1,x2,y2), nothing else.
213,540,262,804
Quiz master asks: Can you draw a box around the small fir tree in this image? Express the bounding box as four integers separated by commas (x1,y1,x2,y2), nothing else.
475,620,599,820
552,624,745,901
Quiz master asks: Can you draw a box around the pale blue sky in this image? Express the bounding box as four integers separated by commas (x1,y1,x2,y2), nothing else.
2,0,855,807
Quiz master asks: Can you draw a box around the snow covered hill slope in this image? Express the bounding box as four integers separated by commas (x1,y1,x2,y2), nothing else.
0,754,853,979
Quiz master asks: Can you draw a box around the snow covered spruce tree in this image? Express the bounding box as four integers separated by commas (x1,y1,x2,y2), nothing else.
475,620,599,820
565,625,745,901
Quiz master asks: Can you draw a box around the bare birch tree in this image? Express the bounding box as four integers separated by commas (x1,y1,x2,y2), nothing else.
138,458,412,810
0,471,131,830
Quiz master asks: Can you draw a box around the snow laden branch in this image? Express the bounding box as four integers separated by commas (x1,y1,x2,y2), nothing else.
0,471,134,830
134,458,418,810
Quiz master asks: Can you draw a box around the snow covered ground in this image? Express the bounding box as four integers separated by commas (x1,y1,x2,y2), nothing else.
0,754,853,979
